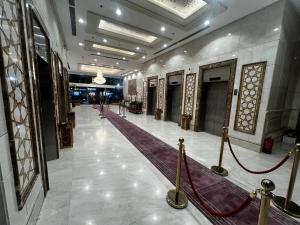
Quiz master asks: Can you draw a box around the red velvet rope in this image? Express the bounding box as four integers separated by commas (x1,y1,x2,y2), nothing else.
227,138,290,174
183,152,253,217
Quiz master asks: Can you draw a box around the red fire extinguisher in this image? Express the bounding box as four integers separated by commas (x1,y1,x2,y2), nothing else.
262,137,273,154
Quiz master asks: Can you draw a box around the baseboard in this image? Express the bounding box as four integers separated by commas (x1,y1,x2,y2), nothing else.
229,136,262,152
26,188,44,225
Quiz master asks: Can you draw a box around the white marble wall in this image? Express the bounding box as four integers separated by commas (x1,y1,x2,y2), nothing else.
124,1,288,151
0,1,67,225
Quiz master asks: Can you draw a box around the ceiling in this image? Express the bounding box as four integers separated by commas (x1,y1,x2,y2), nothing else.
52,0,287,77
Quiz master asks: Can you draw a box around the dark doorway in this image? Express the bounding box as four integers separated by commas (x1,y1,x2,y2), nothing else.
166,85,182,123
36,55,59,161
164,70,184,124
200,82,228,136
147,87,157,115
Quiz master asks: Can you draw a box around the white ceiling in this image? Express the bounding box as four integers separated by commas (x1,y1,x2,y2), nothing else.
53,0,285,77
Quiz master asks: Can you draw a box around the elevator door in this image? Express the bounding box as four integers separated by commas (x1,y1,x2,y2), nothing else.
167,85,181,123
147,87,157,115
37,55,59,161
202,82,228,136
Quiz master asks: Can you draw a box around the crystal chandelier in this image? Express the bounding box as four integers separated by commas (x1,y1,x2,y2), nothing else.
93,70,106,84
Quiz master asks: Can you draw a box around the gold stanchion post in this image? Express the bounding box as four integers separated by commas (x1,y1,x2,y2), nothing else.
211,127,229,176
273,143,300,218
166,138,188,209
257,179,275,225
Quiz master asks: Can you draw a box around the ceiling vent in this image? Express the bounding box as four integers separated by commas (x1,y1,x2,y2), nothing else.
69,0,76,35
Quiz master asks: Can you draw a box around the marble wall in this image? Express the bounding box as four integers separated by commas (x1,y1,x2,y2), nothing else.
124,1,293,151
0,1,67,225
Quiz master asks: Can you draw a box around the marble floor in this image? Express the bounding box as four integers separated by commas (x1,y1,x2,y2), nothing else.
36,105,300,225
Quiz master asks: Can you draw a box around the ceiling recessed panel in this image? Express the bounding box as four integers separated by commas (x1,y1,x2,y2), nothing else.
147,0,207,19
98,19,158,44
92,43,136,56
79,64,122,75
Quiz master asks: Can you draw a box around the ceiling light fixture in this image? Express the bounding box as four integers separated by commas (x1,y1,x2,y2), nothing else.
163,44,167,48
97,52,101,55
93,70,106,85
103,39,107,43
161,26,165,32
204,20,210,26
136,46,140,50
91,63,96,66
80,64,121,75
92,43,136,56
116,8,122,16
78,18,84,23
142,56,146,59
228,33,232,36
122,57,126,60
78,42,84,46
94,58,97,62
273,27,279,32
98,19,157,44
116,62,119,65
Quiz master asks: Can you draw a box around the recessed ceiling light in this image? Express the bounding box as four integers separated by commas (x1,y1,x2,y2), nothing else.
116,62,119,65
273,27,279,32
161,26,165,32
116,8,122,16
91,63,96,66
163,44,167,48
103,39,107,43
97,52,101,55
184,50,187,54
94,58,97,62
98,19,158,44
92,43,136,56
78,42,84,46
204,20,210,26
136,46,140,50
78,18,84,24
232,54,236,57
227,33,232,36
142,56,146,59
122,57,126,60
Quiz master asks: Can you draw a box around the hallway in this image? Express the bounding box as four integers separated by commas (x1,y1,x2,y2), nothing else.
36,106,210,225
36,106,300,225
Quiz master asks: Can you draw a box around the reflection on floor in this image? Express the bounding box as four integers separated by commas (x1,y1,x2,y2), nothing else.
36,105,300,225
36,105,211,225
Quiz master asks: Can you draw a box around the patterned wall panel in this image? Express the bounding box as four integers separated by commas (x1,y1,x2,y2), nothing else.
183,73,196,116
143,81,147,109
128,79,137,95
158,78,164,110
234,61,267,134
0,0,38,209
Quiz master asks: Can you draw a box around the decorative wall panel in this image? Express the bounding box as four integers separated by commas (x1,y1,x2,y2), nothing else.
128,79,137,95
234,61,267,134
143,81,147,109
0,0,38,209
158,78,164,110
183,73,196,116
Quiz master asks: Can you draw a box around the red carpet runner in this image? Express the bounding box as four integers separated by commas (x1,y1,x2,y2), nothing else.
103,109,299,225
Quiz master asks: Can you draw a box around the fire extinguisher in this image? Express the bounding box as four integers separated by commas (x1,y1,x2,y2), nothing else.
262,137,273,154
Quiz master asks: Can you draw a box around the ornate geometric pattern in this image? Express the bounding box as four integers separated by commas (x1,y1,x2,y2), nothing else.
158,78,164,110
143,81,147,109
234,62,267,134
0,0,37,208
128,79,137,95
184,73,196,116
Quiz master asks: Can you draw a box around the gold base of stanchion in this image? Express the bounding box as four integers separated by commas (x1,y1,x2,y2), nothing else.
166,189,188,209
211,166,228,177
273,196,300,218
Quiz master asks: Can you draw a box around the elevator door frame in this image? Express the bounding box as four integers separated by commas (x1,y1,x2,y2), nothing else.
194,59,237,132
146,76,158,115
163,70,184,124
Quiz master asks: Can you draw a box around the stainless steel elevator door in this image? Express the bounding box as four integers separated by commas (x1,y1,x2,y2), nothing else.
202,82,228,136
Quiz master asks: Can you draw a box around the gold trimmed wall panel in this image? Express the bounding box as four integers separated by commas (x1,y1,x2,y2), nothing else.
183,73,196,116
158,78,165,110
234,61,267,134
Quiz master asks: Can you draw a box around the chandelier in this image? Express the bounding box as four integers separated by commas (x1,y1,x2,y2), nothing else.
93,70,106,84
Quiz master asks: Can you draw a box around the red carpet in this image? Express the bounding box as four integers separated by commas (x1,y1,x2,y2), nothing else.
103,109,299,225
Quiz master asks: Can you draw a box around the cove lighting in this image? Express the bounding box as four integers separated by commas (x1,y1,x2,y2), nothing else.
92,43,136,56
80,64,121,75
98,19,157,44
147,0,207,19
